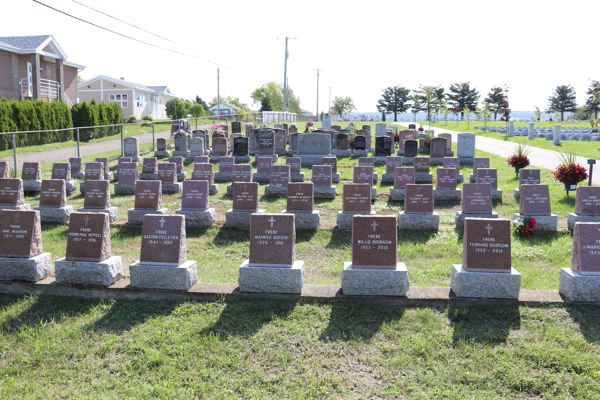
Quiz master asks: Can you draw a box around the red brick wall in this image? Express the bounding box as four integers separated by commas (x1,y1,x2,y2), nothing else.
0,51,13,94
64,66,77,103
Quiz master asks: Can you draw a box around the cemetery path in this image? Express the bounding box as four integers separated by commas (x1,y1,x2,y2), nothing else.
394,123,600,185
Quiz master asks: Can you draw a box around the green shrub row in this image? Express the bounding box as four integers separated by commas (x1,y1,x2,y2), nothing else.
71,99,123,142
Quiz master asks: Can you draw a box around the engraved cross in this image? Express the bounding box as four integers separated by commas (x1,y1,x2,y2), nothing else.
159,217,166,228
268,217,276,228
485,224,493,235
84,215,90,226
371,220,379,232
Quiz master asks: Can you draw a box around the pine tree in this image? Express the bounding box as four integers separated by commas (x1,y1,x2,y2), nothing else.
546,85,577,122
585,80,600,120
484,86,505,120
447,82,479,120
377,86,411,122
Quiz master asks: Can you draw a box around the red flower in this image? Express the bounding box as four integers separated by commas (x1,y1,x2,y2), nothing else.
523,228,529,235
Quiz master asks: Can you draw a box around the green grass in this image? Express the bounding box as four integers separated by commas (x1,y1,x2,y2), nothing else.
415,120,600,159
0,295,598,399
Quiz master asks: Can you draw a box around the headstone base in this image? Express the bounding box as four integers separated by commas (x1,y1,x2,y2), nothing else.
177,172,187,182
332,149,352,157
233,155,252,164
225,209,265,229
451,264,521,299
314,186,336,199
352,150,369,157
0,204,32,211
513,188,520,201
23,179,41,192
512,213,558,232
0,253,52,282
252,154,278,163
455,211,498,230
281,210,320,230
34,205,73,224
162,182,183,194
459,157,473,165
397,211,440,231
129,260,197,291
415,172,433,183
336,210,376,230
77,207,118,223
469,174,476,183
429,157,448,166
239,259,304,294
72,172,85,180
175,208,216,228
457,173,464,183
373,156,387,166
390,188,406,201
127,207,168,225
291,172,305,182
382,172,395,184
155,151,169,158
371,187,377,200
264,185,287,197
252,172,269,183
129,156,140,162
172,150,189,157
115,182,137,195
433,188,462,202
275,150,288,156
104,172,114,181
401,156,414,165
559,268,600,302
299,154,330,166
372,173,378,184
208,184,220,195
341,262,409,296
567,213,600,231
492,189,503,201
417,148,430,154
214,171,232,183
139,173,158,180
65,180,77,194
55,256,123,286
332,173,341,184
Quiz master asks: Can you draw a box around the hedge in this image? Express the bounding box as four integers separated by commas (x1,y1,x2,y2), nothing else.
71,99,123,142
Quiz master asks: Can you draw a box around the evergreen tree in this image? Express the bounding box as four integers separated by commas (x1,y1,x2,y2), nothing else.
447,82,479,120
585,80,600,120
484,86,505,120
377,85,411,122
546,84,577,122
195,95,209,110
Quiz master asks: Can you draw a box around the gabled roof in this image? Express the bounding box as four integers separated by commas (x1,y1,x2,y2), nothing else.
79,75,176,97
209,102,239,110
0,35,85,70
0,35,51,50
148,86,168,92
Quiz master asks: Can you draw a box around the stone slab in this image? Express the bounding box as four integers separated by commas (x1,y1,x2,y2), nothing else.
455,211,499,230
232,155,252,164
281,210,320,230
225,209,265,229
23,180,41,192
55,256,123,286
459,157,473,165
397,211,440,231
127,208,168,225
559,268,600,302
429,157,447,166
492,189,503,201
513,188,521,201
239,260,304,294
33,205,72,224
314,186,336,199
162,182,183,194
130,260,197,291
252,172,270,183
433,188,462,202
336,211,376,231
0,204,32,211
140,173,158,180
72,172,85,180
390,188,406,201
332,173,341,184
512,213,558,232
451,264,521,299
115,182,137,195
352,150,369,157
373,156,387,166
567,213,600,231
177,172,188,182
77,207,118,223
0,253,52,282
415,172,433,183
155,151,170,158
382,172,395,184
264,185,287,197
65,180,77,194
332,149,352,157
341,262,409,296
299,155,331,166
171,151,189,157
214,171,233,183
175,208,216,228
291,172,305,182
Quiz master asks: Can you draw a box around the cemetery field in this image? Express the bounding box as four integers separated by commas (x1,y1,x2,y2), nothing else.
31,144,578,291
0,294,599,399
419,121,600,159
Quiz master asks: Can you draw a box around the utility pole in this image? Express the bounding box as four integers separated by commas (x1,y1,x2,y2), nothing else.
313,69,323,122
329,86,331,112
283,37,288,111
217,68,220,117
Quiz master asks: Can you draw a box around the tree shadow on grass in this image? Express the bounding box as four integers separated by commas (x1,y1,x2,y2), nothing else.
259,195,284,204
212,226,249,247
326,229,352,249
565,305,600,343
314,197,336,205
448,304,521,345
320,302,405,342
198,299,298,339
558,195,576,207
112,223,143,240
296,229,318,243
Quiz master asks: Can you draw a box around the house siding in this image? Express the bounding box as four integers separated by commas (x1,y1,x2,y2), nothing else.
0,51,13,95
64,66,77,103
79,86,133,119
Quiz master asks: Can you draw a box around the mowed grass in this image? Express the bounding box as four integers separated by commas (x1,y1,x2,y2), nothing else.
29,141,577,290
0,295,599,399
417,120,600,159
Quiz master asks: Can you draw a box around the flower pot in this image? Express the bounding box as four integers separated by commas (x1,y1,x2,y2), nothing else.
564,182,577,192
515,167,520,177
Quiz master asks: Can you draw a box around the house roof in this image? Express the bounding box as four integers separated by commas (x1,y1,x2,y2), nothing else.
0,35,85,70
79,75,176,97
0,35,51,50
209,102,239,110
148,86,168,92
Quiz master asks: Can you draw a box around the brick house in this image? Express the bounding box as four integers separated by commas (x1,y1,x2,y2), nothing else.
78,75,176,119
0,35,85,106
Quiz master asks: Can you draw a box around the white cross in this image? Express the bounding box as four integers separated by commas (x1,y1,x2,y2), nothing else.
159,217,166,228
243,184,248,191
371,220,379,232
14,214,20,223
485,224,493,235
84,215,90,226
268,217,276,228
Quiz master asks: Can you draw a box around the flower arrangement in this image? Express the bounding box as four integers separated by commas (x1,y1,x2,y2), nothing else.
306,120,313,127
418,125,424,131
507,143,531,175
211,124,224,134
552,153,588,194
514,216,536,236
246,123,254,130
394,134,400,143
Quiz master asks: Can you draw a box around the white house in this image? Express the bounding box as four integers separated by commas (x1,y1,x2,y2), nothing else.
208,102,239,115
78,75,176,119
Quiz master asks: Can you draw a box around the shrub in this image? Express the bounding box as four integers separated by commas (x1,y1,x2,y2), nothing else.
127,115,137,123
142,115,153,121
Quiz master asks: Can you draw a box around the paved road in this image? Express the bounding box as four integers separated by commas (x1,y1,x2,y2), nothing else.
394,123,600,185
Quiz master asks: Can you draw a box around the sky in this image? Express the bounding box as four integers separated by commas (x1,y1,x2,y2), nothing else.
4,0,600,114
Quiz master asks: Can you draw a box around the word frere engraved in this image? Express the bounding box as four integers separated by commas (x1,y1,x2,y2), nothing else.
254,217,289,246
143,218,179,246
469,224,508,254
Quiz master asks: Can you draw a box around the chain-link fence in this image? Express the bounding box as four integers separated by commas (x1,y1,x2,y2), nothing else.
0,112,316,179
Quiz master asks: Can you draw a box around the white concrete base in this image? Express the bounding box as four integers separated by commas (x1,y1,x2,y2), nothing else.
239,259,304,294
55,256,123,286
155,151,170,158
397,211,440,231
77,207,118,223
352,150,369,157
0,204,32,211
291,172,305,182
512,213,558,232
567,213,600,231
455,211,498,230
172,150,189,157
127,207,168,225
415,172,433,183
177,172,187,182
264,185,288,197
299,154,331,166
23,179,41,192
559,268,600,302
332,149,352,157
225,209,265,229
214,171,232,183
162,182,182,194
130,260,197,291
332,173,341,184
115,182,137,195
281,210,320,229
175,208,216,228
34,205,72,224
337,211,376,230
492,189,503,201
314,186,336,199
139,173,158,180
341,262,409,296
433,188,461,202
252,172,270,183
0,253,52,282
451,264,521,299
382,172,395,184
390,188,406,201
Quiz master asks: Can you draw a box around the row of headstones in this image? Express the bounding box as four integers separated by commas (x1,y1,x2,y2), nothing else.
477,124,599,142
1,208,598,301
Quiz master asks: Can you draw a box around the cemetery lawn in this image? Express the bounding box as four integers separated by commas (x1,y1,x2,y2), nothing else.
417,121,600,160
1,294,599,399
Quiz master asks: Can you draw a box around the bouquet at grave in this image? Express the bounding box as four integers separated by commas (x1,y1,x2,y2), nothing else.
394,134,400,143
514,216,536,236
349,137,356,149
211,124,225,134
418,125,424,131
246,123,254,130
173,129,185,138
507,143,531,175
552,153,587,193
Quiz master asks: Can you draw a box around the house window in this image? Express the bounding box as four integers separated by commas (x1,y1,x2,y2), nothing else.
136,95,145,108
108,93,128,109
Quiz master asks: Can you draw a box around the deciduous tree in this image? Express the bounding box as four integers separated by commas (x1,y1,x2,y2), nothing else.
546,84,577,122
331,96,356,119
251,82,301,113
